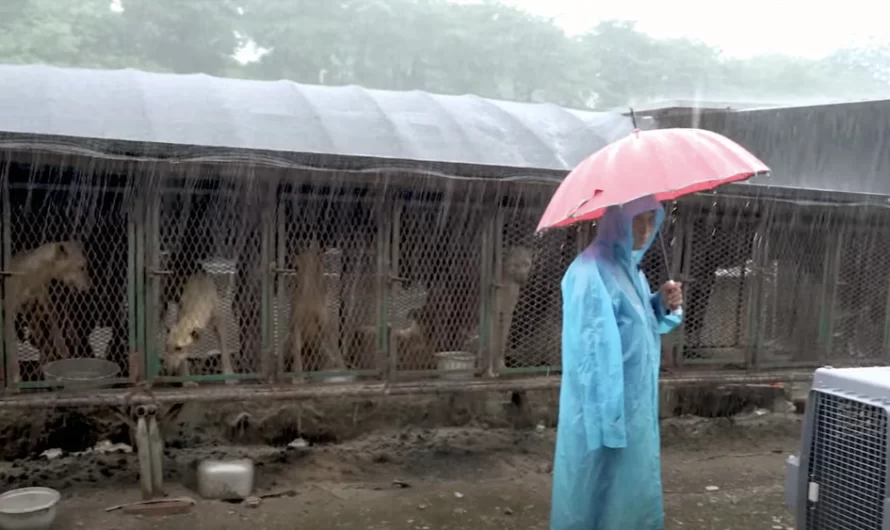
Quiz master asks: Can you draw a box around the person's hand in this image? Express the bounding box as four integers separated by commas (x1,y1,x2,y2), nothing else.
660,281,683,312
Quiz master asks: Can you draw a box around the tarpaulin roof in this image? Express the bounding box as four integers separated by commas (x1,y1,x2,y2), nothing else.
654,98,890,199
0,64,634,176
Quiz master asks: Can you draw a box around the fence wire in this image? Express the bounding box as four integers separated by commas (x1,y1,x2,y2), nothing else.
3,163,133,390
3,157,890,399
274,189,381,382
149,179,264,385
392,197,485,375
676,201,759,366
496,203,575,374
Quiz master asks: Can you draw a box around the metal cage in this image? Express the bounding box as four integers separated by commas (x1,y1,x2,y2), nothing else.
1,164,136,391
146,177,268,386
494,202,576,375
390,195,486,378
273,187,384,383
786,366,890,530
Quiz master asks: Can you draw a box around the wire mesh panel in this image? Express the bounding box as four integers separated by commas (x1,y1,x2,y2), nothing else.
677,201,758,366
273,188,381,382
495,204,575,375
829,226,890,364
391,196,485,377
757,214,834,366
147,178,266,385
805,392,888,530
3,163,134,389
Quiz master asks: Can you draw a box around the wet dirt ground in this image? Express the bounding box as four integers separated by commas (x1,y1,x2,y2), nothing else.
24,411,799,530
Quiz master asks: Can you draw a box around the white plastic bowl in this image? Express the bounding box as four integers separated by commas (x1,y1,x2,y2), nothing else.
0,487,60,530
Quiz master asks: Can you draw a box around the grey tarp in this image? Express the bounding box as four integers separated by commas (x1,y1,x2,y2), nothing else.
657,99,890,198
0,64,634,176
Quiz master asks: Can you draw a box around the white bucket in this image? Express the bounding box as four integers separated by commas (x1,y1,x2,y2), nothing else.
434,351,476,381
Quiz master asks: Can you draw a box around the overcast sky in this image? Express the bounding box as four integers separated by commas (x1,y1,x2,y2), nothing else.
496,0,887,59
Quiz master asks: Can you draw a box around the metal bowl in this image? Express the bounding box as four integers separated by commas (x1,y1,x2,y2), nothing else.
197,459,255,501
0,487,60,530
435,351,476,381
43,358,119,389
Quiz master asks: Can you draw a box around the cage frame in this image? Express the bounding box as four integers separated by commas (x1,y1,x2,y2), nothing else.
0,166,140,392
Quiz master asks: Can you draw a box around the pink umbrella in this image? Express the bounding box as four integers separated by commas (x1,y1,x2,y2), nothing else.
536,127,770,232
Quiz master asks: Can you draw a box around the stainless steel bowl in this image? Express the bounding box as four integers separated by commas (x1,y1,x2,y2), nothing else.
0,487,60,530
43,358,119,389
196,459,255,501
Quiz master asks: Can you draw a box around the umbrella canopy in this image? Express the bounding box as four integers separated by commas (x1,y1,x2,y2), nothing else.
536,128,770,231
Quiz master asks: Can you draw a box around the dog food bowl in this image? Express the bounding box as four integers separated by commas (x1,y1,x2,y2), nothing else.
435,351,476,380
0,487,60,530
43,358,119,389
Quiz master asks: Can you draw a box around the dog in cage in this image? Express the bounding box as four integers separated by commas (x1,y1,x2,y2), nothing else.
15,283,80,364
394,307,431,371
164,271,235,385
3,241,91,382
282,242,347,382
486,245,533,378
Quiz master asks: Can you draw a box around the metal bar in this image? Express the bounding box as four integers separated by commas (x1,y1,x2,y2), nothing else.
489,206,505,376
136,193,148,382
824,226,845,359
2,179,12,391
817,226,833,354
7,183,133,193
0,163,7,392
883,259,890,360
387,199,402,380
260,183,274,381
375,194,391,378
577,223,591,254
134,191,148,382
285,369,378,379
676,210,695,367
145,191,161,382
668,203,684,368
275,195,286,382
503,366,559,375
127,199,138,371
17,378,131,389
0,370,820,409
478,210,494,375
153,373,262,383
747,215,769,369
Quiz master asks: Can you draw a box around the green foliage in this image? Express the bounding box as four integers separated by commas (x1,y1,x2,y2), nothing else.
0,0,887,108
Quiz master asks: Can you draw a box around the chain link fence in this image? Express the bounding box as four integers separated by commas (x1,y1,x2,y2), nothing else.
672,199,759,367
147,178,265,386
495,202,575,375
2,162,134,390
391,196,485,377
273,188,382,383
3,156,890,399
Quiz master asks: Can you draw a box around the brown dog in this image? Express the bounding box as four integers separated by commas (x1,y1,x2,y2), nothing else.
165,271,234,386
4,241,91,383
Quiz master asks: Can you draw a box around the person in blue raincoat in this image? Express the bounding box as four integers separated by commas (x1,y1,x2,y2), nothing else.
550,194,683,530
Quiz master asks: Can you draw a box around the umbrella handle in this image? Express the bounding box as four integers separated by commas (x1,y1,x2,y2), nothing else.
658,233,683,316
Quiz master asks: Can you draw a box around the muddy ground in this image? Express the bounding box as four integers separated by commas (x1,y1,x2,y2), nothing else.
0,389,801,530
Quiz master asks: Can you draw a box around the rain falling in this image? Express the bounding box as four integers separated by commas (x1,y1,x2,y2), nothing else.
0,1,888,528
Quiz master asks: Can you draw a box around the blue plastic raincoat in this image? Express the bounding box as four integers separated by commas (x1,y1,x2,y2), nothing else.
550,195,682,530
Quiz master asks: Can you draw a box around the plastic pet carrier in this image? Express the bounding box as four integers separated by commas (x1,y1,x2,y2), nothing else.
785,366,890,529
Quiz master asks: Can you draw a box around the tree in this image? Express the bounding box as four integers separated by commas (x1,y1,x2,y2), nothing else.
0,0,122,69
107,0,242,75
0,0,887,109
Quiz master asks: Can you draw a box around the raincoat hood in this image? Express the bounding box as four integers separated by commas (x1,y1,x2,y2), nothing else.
594,194,665,266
